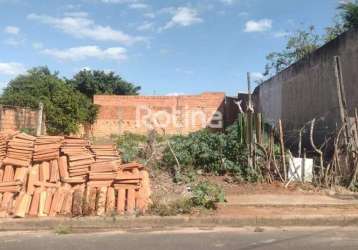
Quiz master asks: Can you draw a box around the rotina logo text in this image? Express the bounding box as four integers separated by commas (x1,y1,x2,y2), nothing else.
135,105,223,130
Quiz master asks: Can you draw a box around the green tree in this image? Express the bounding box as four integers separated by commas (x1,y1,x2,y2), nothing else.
264,26,321,76
340,1,358,29
67,69,141,99
0,66,98,135
325,1,358,42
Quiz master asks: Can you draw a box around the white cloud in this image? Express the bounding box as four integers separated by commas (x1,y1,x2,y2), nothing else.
4,25,20,35
3,37,24,47
244,19,272,32
137,21,153,31
250,72,265,82
28,13,144,45
63,11,89,18
64,4,81,10
162,7,203,30
0,62,26,75
339,0,354,4
42,46,127,61
80,66,91,71
129,3,148,9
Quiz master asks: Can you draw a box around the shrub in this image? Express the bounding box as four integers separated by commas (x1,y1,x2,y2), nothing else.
191,181,225,209
161,122,260,180
148,182,225,215
116,132,147,163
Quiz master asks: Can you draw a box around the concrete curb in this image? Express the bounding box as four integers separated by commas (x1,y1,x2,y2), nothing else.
1,215,358,231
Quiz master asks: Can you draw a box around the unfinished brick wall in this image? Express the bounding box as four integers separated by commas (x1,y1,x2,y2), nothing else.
92,92,237,138
0,106,42,134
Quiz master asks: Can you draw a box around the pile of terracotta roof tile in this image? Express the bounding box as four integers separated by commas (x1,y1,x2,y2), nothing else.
33,136,63,162
0,133,8,160
0,133,151,218
3,133,36,167
90,144,121,163
61,137,94,181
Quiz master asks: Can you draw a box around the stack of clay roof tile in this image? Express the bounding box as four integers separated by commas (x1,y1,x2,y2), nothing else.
33,136,64,162
61,137,94,182
0,134,151,218
3,133,35,167
114,162,151,214
0,133,35,215
85,160,150,216
90,144,121,163
0,133,8,160
12,160,74,218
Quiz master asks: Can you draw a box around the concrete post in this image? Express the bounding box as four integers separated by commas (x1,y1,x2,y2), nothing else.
36,102,44,136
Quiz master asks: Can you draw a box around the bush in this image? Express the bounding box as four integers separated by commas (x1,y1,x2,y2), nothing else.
116,132,147,163
161,122,261,180
148,181,225,216
191,181,225,209
162,130,228,174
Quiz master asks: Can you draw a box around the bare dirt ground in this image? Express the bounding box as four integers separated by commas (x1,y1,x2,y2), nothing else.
150,169,352,199
148,167,358,221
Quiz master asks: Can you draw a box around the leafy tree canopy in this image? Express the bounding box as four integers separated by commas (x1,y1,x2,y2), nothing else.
325,1,358,42
264,26,321,76
0,66,98,135
264,1,358,76
340,1,358,29
67,69,141,99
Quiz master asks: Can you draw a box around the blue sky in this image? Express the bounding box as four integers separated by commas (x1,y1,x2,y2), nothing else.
0,0,340,96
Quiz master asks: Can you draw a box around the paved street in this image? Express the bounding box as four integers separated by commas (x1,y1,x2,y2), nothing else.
1,227,358,250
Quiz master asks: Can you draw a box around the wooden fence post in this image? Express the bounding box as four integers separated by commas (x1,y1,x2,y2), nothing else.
255,113,262,144
334,56,350,145
278,119,287,181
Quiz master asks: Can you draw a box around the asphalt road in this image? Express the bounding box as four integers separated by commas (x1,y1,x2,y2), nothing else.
1,227,358,250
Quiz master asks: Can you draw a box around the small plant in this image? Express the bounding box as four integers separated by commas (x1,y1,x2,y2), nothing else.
116,132,147,163
20,127,35,135
54,224,72,235
148,198,194,216
191,181,225,209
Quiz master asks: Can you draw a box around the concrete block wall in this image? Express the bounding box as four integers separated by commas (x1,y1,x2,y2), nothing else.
92,92,237,138
253,28,358,146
